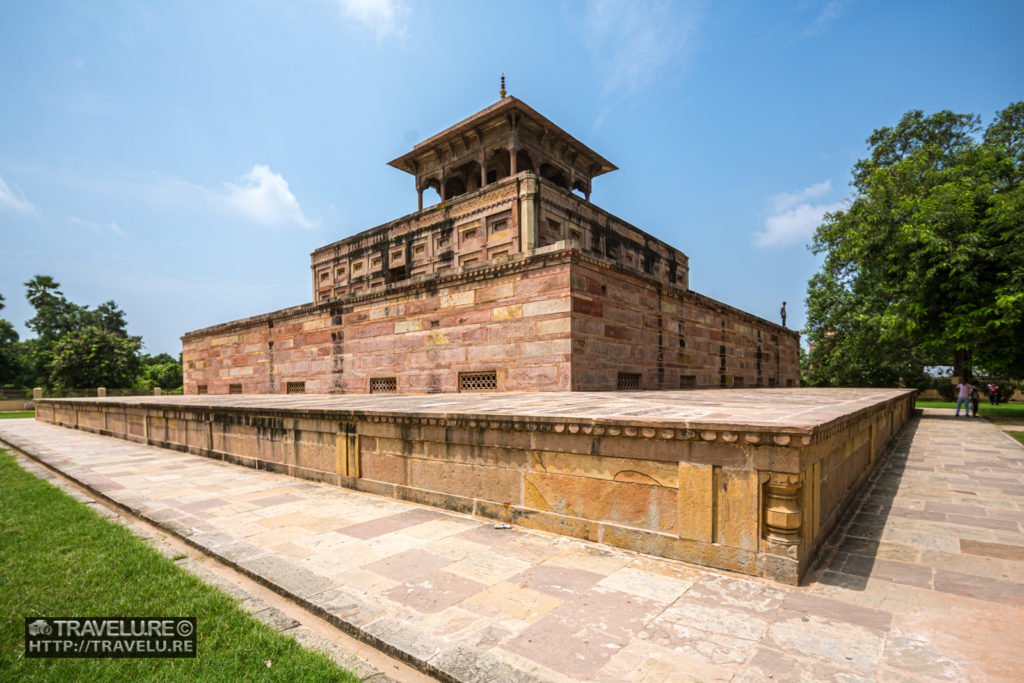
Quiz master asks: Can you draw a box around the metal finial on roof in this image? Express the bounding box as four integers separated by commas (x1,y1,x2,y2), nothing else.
500,74,506,99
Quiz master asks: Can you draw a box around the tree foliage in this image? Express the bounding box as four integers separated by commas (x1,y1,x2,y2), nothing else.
48,327,143,389
0,317,22,386
804,102,1024,386
0,293,31,386
4,276,181,390
137,353,184,391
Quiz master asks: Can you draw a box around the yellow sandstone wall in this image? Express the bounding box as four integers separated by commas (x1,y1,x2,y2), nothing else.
36,390,916,583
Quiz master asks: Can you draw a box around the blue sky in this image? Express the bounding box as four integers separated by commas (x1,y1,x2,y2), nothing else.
1,0,1021,356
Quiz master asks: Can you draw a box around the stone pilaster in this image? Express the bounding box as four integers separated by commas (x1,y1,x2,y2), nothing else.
763,472,802,548
519,174,539,250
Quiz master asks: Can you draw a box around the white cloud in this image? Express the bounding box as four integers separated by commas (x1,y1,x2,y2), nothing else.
802,0,851,38
769,180,832,213
70,216,124,235
0,176,37,215
338,0,409,39
577,0,705,101
223,165,315,229
754,180,843,248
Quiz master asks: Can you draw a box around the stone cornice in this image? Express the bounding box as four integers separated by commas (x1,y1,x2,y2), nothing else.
180,301,328,340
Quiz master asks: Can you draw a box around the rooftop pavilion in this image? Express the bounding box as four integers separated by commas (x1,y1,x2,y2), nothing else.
388,88,617,210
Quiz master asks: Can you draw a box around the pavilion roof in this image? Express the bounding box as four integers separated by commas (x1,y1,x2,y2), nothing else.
387,96,617,177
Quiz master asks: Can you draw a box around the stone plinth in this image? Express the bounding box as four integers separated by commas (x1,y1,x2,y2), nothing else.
34,388,915,583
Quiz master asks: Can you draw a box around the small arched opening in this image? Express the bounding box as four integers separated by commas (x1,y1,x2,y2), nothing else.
516,150,534,174
420,177,442,207
453,160,483,194
486,149,511,185
444,176,466,199
539,163,569,190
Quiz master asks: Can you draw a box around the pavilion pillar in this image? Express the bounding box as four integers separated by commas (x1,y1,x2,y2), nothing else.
509,146,517,175
519,175,538,250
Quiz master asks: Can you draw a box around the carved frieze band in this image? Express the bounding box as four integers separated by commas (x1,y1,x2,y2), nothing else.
361,412,812,446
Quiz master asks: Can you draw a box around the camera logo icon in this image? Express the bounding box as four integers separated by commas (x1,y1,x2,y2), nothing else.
28,619,52,636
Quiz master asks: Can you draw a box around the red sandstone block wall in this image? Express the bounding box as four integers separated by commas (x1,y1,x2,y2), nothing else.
184,249,798,395
183,305,343,395
569,260,799,390
340,260,572,393
184,256,574,395
536,184,690,290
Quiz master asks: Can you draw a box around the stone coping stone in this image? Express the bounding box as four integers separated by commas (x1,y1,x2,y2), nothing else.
40,388,914,444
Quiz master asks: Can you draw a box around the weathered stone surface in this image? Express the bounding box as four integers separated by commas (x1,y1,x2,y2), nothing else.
33,388,915,582
431,645,548,683
5,406,1023,681
523,471,677,534
678,462,713,542
237,554,336,598
251,606,301,632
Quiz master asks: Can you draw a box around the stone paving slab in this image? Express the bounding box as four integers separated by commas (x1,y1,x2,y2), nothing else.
2,409,1023,681
8,452,400,683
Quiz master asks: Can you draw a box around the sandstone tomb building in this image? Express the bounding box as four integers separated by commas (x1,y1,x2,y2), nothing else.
183,94,800,394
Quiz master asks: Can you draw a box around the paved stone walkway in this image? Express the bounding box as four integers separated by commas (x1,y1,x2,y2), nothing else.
2,409,1022,681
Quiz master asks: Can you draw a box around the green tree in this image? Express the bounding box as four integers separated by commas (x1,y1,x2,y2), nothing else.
136,353,183,391
804,103,1024,386
0,292,24,385
23,276,86,378
85,300,129,335
48,327,143,389
21,276,144,389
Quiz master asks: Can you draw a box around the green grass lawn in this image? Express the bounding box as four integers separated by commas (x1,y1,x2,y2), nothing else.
915,400,1024,423
0,411,35,419
0,448,360,682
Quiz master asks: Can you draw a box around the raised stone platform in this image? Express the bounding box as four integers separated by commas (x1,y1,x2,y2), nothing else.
35,388,915,583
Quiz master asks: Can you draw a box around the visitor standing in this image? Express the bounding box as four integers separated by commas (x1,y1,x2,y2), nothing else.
955,380,973,417
990,383,1000,406
970,386,980,417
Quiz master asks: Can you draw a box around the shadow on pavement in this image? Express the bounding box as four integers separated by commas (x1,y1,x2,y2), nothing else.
806,412,922,590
